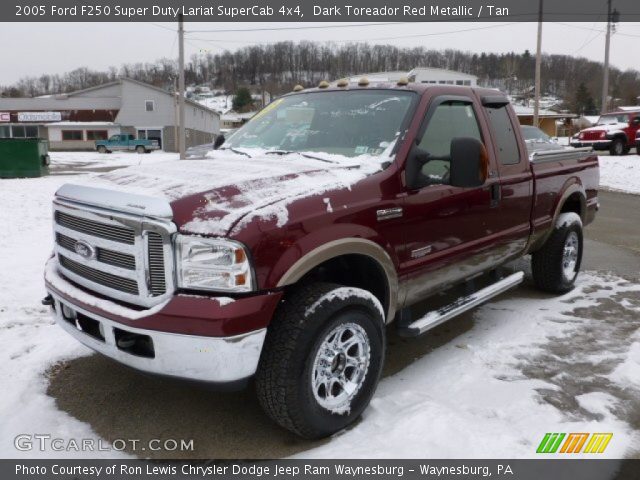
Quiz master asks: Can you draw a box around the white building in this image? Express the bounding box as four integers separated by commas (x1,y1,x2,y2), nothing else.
407,67,478,86
343,67,478,87
0,78,220,151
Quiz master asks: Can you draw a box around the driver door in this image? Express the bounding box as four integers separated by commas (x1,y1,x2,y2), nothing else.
399,95,504,304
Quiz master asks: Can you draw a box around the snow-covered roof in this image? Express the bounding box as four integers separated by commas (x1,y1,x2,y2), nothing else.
615,106,640,112
408,67,478,80
48,121,118,127
513,105,576,118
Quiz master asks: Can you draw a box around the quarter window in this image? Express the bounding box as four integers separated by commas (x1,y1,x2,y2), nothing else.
485,106,520,165
416,100,482,187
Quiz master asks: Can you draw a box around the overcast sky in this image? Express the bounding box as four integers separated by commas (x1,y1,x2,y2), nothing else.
0,22,639,85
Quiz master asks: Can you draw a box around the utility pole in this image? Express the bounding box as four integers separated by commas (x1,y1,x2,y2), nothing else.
601,0,612,114
533,0,543,127
178,14,186,159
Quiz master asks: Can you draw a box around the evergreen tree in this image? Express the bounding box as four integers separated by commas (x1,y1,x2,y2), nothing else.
232,87,254,112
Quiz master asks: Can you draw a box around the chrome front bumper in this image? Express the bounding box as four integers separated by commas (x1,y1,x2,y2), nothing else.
47,289,266,385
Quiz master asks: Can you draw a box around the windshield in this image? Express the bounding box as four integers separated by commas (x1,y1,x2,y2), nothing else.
225,90,415,158
597,114,627,125
521,126,550,142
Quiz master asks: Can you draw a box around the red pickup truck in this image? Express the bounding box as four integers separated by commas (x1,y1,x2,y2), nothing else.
571,109,640,155
44,81,599,439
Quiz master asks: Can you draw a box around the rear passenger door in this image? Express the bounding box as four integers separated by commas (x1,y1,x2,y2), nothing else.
399,95,507,304
480,99,533,257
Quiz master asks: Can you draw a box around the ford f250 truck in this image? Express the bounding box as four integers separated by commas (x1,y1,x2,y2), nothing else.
44,80,599,439
571,109,640,155
96,134,160,154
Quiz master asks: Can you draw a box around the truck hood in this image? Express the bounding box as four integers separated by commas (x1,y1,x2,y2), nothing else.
580,123,628,134
68,150,386,236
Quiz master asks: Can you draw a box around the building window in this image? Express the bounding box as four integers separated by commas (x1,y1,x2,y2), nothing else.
86,130,108,140
456,80,464,85
463,80,472,86
0,126,10,138
145,100,155,112
25,125,38,137
62,130,83,141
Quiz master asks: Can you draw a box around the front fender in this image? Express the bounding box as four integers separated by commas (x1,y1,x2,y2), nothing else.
267,227,399,321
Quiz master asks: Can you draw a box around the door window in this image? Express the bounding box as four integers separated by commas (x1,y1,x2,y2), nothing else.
416,101,482,187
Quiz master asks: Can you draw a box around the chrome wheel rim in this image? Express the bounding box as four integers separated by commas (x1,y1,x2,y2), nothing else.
311,322,371,413
562,231,579,280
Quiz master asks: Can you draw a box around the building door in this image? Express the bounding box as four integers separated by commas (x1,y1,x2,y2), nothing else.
137,128,163,149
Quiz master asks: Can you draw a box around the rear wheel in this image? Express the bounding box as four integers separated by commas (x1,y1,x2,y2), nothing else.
531,213,583,294
256,282,385,439
609,137,625,156
135,145,146,154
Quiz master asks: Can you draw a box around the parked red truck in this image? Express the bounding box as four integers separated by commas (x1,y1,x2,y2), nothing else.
44,81,599,439
571,109,640,155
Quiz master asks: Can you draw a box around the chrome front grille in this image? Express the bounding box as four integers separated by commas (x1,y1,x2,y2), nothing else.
147,232,167,296
53,199,176,308
60,255,139,295
57,232,136,270
55,211,135,244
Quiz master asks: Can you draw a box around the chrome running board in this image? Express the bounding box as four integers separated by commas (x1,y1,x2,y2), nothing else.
398,271,525,337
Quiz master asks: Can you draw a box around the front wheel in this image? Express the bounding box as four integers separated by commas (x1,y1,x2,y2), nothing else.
97,146,107,154
531,212,583,294
256,282,386,439
609,138,625,156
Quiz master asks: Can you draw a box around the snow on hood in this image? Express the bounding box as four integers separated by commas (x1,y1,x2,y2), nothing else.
582,122,628,133
74,148,390,236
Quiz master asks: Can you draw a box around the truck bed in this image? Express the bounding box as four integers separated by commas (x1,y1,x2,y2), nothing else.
528,147,599,252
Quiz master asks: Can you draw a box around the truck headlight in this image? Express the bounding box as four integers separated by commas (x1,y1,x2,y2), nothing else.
175,235,254,292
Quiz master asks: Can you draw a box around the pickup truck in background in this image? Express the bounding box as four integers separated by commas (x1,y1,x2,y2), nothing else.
571,110,640,155
96,134,160,154
44,81,599,439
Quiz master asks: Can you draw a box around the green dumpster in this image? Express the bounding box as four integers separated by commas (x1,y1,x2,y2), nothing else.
0,138,50,178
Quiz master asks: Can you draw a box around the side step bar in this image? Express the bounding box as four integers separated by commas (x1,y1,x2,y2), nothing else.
398,271,524,337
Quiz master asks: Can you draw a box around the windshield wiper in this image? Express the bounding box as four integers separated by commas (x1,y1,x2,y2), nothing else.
264,150,338,164
220,147,252,158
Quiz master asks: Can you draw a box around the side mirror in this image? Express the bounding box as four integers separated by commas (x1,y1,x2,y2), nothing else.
405,145,432,190
213,134,225,150
449,137,488,188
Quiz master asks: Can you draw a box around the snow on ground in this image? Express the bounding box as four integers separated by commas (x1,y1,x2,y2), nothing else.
302,274,640,459
598,154,640,195
0,152,639,459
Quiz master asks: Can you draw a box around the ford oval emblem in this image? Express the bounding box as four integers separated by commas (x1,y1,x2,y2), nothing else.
74,240,96,260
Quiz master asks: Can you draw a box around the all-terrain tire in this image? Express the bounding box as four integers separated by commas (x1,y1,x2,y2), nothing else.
609,137,625,156
531,212,583,294
255,282,386,439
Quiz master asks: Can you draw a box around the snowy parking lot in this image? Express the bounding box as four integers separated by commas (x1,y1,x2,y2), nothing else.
0,151,639,459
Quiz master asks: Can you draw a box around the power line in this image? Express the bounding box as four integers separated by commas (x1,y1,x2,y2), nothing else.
149,22,177,32
187,22,409,34
187,22,520,44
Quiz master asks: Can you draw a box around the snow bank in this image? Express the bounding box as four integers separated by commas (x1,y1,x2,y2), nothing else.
598,154,640,195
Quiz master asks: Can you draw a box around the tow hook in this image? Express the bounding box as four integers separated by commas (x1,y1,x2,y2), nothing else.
41,294,54,306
